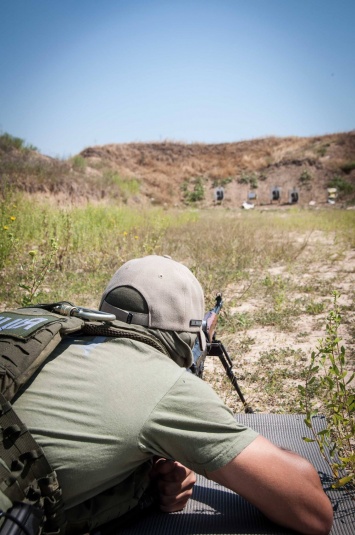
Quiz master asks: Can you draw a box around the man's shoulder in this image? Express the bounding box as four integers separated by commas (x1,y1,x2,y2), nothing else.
79,336,185,383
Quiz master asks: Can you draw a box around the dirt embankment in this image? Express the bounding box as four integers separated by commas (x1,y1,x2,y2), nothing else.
2,131,355,207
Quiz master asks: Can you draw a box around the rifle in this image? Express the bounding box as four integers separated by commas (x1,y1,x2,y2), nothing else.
190,294,253,414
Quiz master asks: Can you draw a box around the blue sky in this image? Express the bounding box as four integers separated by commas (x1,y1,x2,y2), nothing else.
1,0,354,157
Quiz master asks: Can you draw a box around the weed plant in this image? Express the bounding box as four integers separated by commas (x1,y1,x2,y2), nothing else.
298,293,355,488
0,186,20,269
19,239,59,306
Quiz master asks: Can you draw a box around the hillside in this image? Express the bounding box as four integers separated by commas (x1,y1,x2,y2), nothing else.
1,131,355,207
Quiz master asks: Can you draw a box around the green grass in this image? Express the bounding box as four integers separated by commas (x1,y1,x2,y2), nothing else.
1,195,354,307
0,192,198,305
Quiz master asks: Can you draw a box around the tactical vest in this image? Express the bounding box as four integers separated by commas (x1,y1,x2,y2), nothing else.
0,303,168,535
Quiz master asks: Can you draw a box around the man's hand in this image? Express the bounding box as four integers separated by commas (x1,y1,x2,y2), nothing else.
150,458,196,512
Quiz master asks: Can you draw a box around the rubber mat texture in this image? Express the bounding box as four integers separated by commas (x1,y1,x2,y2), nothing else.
114,414,355,535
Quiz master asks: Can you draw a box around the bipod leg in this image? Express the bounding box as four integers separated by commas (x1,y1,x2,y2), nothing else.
209,341,253,414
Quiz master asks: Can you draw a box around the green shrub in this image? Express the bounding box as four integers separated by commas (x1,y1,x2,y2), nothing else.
181,177,205,203
238,172,258,189
299,169,312,186
212,177,233,188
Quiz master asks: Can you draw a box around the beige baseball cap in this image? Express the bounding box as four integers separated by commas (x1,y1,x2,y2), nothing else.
100,255,205,336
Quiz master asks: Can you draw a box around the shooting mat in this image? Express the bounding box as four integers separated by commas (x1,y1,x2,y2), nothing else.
111,414,355,535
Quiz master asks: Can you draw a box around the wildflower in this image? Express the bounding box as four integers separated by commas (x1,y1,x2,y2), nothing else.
3,225,8,230
134,236,138,240
28,250,37,257
10,216,16,221
123,231,128,236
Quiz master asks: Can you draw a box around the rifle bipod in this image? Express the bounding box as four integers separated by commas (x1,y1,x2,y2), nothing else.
208,340,253,414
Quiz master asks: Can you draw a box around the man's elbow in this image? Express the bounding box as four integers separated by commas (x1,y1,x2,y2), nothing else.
313,506,333,535
300,495,333,535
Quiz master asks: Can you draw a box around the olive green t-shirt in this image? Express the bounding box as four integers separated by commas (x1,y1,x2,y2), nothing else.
13,335,258,529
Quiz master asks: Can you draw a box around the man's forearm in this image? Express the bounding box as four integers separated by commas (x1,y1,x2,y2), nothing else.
207,436,333,535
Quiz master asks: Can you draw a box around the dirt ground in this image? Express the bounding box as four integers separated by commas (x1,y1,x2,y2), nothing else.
203,233,355,415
